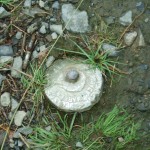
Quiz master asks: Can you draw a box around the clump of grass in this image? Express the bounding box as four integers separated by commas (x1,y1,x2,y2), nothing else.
21,62,46,106
56,35,121,78
28,106,140,150
0,0,12,4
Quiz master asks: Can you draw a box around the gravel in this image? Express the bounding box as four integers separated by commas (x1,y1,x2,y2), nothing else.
14,111,27,126
0,45,13,56
11,56,23,78
62,4,89,33
124,31,137,46
119,10,132,26
0,92,11,107
50,24,63,35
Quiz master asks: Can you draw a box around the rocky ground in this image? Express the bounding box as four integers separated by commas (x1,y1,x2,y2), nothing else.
0,0,150,149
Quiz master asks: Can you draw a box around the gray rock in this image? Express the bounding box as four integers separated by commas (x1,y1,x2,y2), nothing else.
0,45,13,56
0,74,6,86
11,56,23,78
45,126,51,131
13,131,20,138
62,4,89,33
124,31,137,46
39,0,45,8
17,127,33,135
39,25,46,34
0,56,13,65
27,23,38,33
46,56,55,68
119,11,132,26
18,140,24,147
132,28,145,48
24,0,32,8
32,50,39,59
76,141,83,148
15,31,23,40
39,45,46,52
104,16,115,25
102,43,119,57
0,92,11,107
137,103,149,112
11,98,19,112
14,111,27,126
144,18,149,23
52,1,60,9
0,7,11,19
136,2,145,11
51,32,57,40
50,24,63,35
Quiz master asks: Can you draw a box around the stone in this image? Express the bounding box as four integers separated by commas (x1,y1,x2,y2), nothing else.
27,23,38,34
45,126,51,131
104,16,115,25
46,56,55,68
50,24,63,35
0,45,13,56
0,7,11,19
132,28,145,48
39,0,45,8
102,43,119,56
24,0,32,8
39,25,46,34
44,59,103,112
124,31,137,46
11,56,23,78
39,45,46,52
76,141,83,148
0,56,13,65
18,140,24,147
32,50,39,59
11,98,19,112
52,1,60,9
136,103,149,112
14,111,27,126
119,11,132,26
144,18,149,23
51,32,57,40
0,92,11,107
17,127,33,135
136,2,145,11
62,4,89,33
0,74,6,86
15,31,23,40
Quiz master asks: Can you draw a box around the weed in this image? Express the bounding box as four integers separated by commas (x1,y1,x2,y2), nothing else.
28,106,140,150
21,62,46,106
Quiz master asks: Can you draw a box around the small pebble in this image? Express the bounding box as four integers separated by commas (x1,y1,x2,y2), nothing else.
50,24,63,35
17,127,33,135
18,140,24,147
76,141,83,148
51,32,58,39
0,92,11,107
52,1,60,9
15,31,22,40
0,56,13,65
11,56,23,78
46,56,55,68
0,6,11,19
0,74,6,86
45,126,51,131
0,45,13,56
124,31,137,46
119,10,132,26
39,25,46,34
14,111,27,126
102,43,119,57
11,98,19,112
27,23,38,34
24,0,32,8
39,0,45,8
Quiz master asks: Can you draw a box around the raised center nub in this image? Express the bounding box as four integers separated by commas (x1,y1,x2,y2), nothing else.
66,69,79,83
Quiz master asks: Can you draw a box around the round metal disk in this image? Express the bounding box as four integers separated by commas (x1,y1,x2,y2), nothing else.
44,59,103,112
